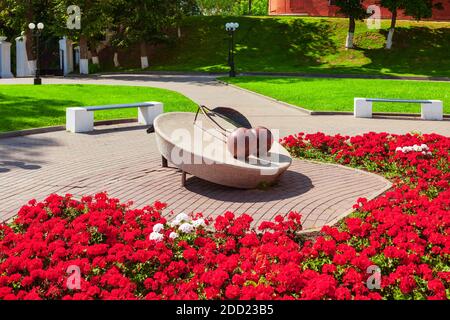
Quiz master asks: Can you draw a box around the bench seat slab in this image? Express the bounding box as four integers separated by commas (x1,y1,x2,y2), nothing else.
66,102,164,133
354,98,444,121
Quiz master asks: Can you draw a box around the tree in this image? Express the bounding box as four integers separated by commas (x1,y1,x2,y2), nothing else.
403,0,443,20
379,0,403,49
0,1,14,38
0,1,64,69
0,1,112,72
196,0,267,15
114,0,193,69
381,0,443,49
173,0,199,38
245,0,268,15
60,0,113,73
234,0,267,15
334,0,368,48
0,1,37,63
112,0,164,69
196,0,234,15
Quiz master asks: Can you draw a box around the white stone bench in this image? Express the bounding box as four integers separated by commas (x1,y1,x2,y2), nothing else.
354,98,443,121
66,102,163,133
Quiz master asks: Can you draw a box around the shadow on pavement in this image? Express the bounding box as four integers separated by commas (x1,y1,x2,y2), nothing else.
0,135,60,173
185,169,313,202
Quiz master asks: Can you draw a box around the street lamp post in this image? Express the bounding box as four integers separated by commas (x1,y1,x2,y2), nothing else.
225,22,239,78
28,22,44,85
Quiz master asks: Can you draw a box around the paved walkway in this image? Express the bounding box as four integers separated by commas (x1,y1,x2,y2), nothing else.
0,124,391,230
1,73,447,230
1,74,449,137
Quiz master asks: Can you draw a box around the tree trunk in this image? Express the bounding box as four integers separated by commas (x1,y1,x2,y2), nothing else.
79,35,89,74
113,52,120,67
248,0,252,15
24,30,37,75
386,10,397,49
25,6,35,62
79,35,88,59
140,41,149,69
89,42,99,64
346,17,356,49
25,29,35,61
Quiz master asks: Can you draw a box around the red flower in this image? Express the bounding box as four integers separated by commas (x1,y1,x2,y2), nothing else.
1,132,449,300
335,287,352,300
183,248,197,261
225,285,240,299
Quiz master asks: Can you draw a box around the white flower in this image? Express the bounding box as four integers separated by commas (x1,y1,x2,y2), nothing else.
427,151,432,156
153,223,164,233
178,222,194,233
169,232,179,239
192,218,206,228
149,232,164,242
176,212,189,223
397,144,431,154
170,212,190,227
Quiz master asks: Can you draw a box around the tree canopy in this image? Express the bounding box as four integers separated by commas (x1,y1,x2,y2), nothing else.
379,0,443,48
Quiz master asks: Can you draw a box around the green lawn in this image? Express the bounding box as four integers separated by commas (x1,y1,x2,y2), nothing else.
222,76,450,114
0,84,197,133
126,16,450,78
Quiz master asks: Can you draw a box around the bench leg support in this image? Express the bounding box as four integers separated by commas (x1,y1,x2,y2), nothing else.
422,101,443,121
66,107,94,133
162,156,168,168
181,171,187,187
354,98,373,118
138,102,164,125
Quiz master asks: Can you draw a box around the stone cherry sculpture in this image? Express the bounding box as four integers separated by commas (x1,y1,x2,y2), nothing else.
227,127,253,159
227,126,274,159
154,108,292,189
251,126,274,157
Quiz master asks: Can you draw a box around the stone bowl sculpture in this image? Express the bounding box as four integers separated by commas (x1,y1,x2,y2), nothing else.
154,106,292,189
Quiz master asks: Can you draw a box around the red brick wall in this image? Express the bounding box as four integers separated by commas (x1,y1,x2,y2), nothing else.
269,0,450,21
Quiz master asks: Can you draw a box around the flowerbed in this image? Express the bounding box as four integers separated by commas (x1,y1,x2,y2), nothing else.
0,132,449,300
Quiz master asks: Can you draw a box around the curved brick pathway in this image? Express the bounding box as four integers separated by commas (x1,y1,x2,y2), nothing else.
1,74,449,137
7,73,447,230
0,124,391,230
